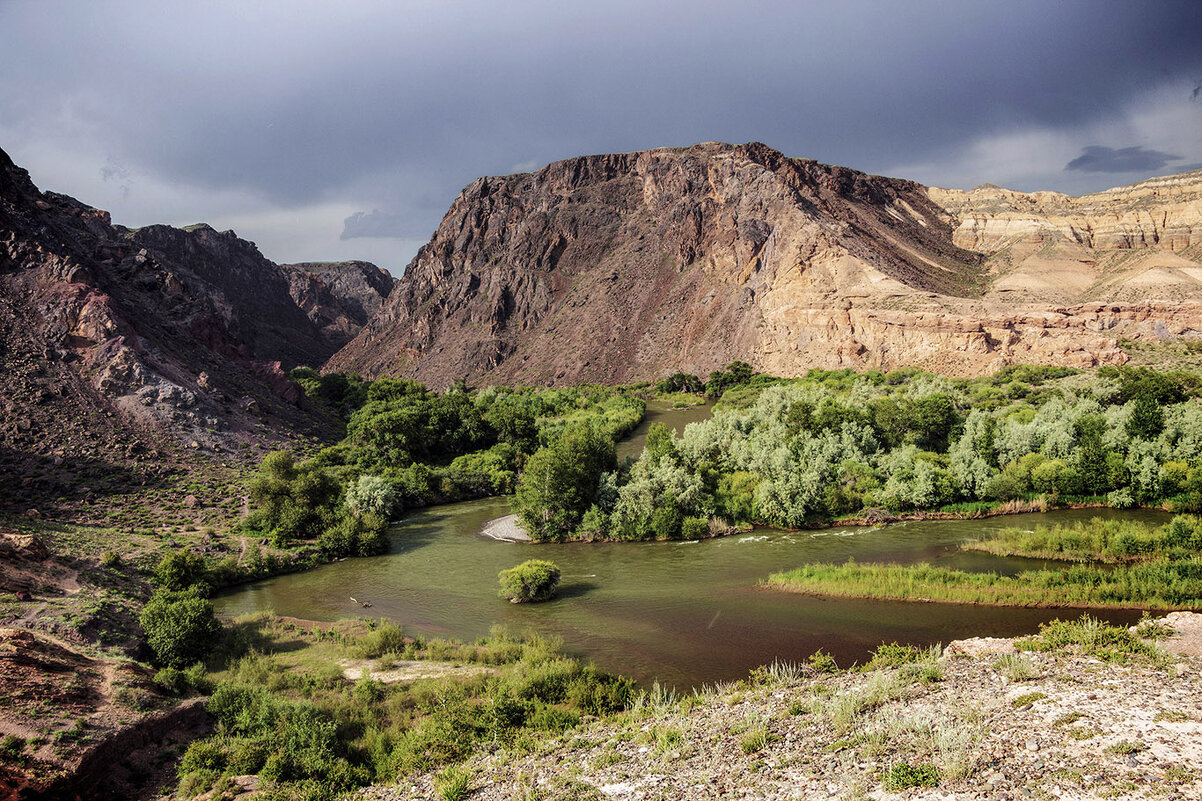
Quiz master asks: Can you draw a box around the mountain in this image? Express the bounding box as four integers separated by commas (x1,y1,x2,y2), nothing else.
286,261,396,324
0,145,395,515
328,142,1202,386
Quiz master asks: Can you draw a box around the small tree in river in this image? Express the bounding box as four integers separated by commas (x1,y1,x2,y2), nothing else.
498,559,561,603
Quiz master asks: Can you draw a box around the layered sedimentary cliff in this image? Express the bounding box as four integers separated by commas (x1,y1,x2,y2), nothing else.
329,142,1202,386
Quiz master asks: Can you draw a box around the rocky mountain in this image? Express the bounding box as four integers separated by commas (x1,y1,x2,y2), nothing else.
328,142,1202,386
0,145,393,514
286,261,396,324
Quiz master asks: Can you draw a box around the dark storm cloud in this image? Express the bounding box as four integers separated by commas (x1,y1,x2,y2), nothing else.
1066,146,1183,174
2,0,1201,266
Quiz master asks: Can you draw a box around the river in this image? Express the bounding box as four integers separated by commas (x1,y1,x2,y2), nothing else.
214,401,1169,688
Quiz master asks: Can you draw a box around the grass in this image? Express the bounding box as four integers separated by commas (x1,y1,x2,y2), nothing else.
175,615,639,801
965,516,1202,563
994,653,1040,682
1067,726,1102,741
436,765,473,801
1154,710,1191,722
1011,692,1047,707
765,557,1202,609
1015,616,1171,664
768,515,1202,610
739,723,778,754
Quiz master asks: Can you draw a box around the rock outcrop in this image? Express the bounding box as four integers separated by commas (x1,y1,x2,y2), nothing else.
328,142,1202,387
931,171,1202,305
286,261,396,324
0,144,393,516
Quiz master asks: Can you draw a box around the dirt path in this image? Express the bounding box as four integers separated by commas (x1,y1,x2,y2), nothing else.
340,658,496,683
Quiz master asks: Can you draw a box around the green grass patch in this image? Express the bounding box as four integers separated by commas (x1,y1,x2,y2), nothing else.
765,557,1202,609
1015,616,1169,664
966,515,1202,563
177,615,638,801
1011,691,1047,707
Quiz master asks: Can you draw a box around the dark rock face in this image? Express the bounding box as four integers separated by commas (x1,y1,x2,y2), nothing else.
285,261,396,329
326,142,986,387
0,145,387,489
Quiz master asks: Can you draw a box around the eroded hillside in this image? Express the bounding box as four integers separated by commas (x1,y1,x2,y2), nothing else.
0,146,396,520
329,143,1202,387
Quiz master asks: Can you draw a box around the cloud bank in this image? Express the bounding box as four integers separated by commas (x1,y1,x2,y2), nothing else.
2,0,1200,273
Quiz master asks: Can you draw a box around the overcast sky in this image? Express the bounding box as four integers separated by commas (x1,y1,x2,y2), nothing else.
3,1,1201,274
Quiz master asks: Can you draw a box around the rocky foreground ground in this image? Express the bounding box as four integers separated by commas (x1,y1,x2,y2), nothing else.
362,614,1202,801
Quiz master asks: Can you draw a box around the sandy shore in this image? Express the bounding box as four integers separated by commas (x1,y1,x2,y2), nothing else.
479,513,532,542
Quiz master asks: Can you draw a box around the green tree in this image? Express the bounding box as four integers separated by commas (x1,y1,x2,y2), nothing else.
246,451,341,544
1074,414,1110,495
643,422,677,465
139,588,221,668
153,548,211,593
1127,394,1165,440
512,422,616,540
656,372,704,394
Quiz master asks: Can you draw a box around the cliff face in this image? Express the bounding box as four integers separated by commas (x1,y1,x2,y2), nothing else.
930,171,1202,306
285,261,397,328
0,145,389,488
328,142,988,385
329,142,1202,386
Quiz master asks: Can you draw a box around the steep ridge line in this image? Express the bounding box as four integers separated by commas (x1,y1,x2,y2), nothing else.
327,142,1202,387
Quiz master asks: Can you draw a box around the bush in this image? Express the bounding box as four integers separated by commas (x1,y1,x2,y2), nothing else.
318,513,389,558
345,475,397,520
498,559,562,603
153,666,190,695
153,548,211,593
139,588,221,668
680,516,709,540
883,762,940,791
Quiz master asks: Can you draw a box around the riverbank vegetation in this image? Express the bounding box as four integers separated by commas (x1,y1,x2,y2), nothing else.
239,375,647,560
964,514,1202,562
516,363,1202,541
766,515,1202,609
172,615,634,801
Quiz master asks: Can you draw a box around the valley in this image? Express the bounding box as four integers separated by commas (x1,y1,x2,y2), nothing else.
2,143,1202,800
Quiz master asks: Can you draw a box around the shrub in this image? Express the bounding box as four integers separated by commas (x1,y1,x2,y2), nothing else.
345,474,398,520
883,761,940,791
139,588,221,668
808,650,839,673
436,765,473,801
498,560,561,603
863,642,922,670
349,621,407,659
680,516,709,540
565,670,635,715
153,666,190,695
318,513,389,558
153,548,211,593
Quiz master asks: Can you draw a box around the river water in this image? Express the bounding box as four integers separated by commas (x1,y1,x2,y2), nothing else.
214,402,1169,688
